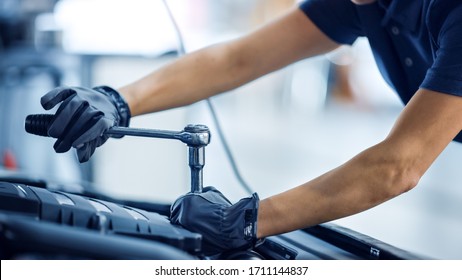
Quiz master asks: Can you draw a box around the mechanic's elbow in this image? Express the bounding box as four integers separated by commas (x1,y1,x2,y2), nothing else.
383,166,420,199
363,140,422,202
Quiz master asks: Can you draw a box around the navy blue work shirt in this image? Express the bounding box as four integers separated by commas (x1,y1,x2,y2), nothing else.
300,0,462,142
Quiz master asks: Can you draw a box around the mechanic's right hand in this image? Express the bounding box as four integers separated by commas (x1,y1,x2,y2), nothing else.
40,85,131,162
170,186,261,256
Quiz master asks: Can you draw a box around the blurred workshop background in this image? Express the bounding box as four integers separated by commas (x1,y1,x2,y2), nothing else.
1,0,461,259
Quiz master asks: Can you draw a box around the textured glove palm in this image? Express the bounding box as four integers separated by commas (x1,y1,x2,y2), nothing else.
170,186,260,256
40,86,130,162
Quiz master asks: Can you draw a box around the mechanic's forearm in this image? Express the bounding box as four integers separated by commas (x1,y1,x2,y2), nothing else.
256,141,420,238
257,88,462,238
117,42,251,116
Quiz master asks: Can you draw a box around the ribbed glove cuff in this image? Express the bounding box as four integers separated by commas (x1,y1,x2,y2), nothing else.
93,85,131,132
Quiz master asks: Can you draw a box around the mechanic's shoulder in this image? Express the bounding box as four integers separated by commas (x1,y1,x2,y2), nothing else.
425,0,462,39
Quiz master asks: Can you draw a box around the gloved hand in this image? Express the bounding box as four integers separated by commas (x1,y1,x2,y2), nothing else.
40,85,131,162
170,186,261,255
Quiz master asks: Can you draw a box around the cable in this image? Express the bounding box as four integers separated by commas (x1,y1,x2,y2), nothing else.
203,98,255,195
161,0,255,195
161,0,186,55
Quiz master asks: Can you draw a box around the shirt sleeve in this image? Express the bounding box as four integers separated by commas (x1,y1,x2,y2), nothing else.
420,2,462,96
299,0,364,45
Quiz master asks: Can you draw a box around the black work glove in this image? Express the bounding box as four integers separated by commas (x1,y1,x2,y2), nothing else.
170,186,261,256
40,85,131,162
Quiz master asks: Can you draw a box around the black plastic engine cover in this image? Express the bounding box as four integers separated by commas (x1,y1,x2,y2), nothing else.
0,181,201,257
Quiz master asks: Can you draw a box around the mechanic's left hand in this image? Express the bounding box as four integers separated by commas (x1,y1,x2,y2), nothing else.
170,186,260,255
40,85,131,162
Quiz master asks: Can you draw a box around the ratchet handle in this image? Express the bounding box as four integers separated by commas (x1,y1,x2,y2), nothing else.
25,114,54,137
24,114,140,138
25,114,210,148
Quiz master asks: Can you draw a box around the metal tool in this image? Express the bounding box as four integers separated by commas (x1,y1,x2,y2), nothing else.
25,114,210,193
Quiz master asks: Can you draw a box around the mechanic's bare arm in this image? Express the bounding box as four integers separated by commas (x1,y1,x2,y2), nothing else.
257,88,462,238
117,8,339,116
